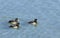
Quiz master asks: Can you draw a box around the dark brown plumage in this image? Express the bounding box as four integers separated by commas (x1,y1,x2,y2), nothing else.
28,19,37,25
8,18,18,23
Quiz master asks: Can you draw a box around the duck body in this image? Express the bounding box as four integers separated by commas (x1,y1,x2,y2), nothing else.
28,19,37,25
9,23,20,29
8,18,19,24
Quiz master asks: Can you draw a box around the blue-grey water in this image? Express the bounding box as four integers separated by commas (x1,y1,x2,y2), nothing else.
0,0,60,38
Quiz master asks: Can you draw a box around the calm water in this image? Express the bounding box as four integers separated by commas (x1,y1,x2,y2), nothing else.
0,0,60,38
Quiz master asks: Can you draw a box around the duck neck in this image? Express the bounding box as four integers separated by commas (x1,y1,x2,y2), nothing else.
34,20,37,23
15,18,18,22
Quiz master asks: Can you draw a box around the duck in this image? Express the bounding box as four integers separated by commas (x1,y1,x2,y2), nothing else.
28,19,37,25
8,18,19,25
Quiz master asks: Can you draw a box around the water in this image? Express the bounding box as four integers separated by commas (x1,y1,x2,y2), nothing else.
0,0,60,38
